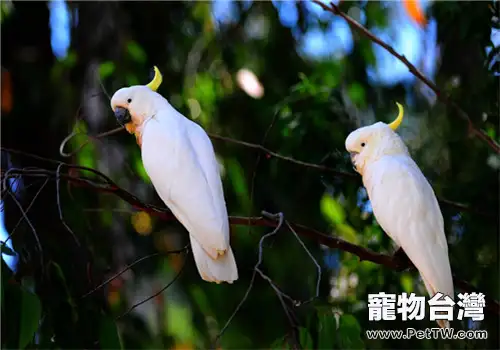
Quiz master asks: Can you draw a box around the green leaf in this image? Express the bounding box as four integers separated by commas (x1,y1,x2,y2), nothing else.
400,273,413,293
99,61,115,80
62,51,77,68
486,126,496,140
218,329,253,349
190,286,212,316
49,262,78,323
365,2,388,28
360,40,376,66
99,316,123,350
269,329,313,350
337,223,359,245
298,327,313,349
127,41,147,63
71,120,96,171
19,288,42,349
135,155,150,183
126,74,140,86
337,314,364,350
347,83,366,107
320,194,346,225
226,158,251,212
269,336,286,349
317,308,338,349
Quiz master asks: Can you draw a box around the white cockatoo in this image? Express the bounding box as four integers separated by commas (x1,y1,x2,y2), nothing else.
345,103,454,328
110,66,238,284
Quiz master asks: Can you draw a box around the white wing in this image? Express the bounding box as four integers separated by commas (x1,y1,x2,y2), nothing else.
141,112,229,258
364,155,454,299
186,120,230,245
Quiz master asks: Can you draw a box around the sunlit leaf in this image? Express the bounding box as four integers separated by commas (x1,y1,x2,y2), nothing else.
71,120,96,171
0,0,13,22
127,41,147,63
99,316,123,350
486,126,496,140
19,287,42,349
131,211,153,235
401,273,414,293
337,223,359,245
320,194,346,225
165,303,195,344
99,61,116,80
135,156,151,183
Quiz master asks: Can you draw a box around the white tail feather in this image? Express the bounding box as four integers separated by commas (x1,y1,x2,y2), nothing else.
189,235,238,284
421,274,452,329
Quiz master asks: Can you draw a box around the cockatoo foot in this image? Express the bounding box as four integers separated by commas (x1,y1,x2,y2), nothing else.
392,247,413,272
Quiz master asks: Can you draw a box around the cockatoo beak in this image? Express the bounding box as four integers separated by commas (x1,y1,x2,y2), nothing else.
349,151,358,164
114,107,135,134
349,152,359,172
114,106,131,125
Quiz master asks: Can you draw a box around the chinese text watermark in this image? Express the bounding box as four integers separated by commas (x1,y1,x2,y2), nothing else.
367,292,486,323
365,328,488,340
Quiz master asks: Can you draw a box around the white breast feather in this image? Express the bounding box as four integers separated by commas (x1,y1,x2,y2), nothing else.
364,156,454,299
140,112,229,257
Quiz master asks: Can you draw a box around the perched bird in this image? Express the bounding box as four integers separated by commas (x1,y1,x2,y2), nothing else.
345,103,454,328
110,66,238,284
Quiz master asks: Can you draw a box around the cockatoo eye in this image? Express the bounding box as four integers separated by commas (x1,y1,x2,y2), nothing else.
127,98,132,103
361,142,366,147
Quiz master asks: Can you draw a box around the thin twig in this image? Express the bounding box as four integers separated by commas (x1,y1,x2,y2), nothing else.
209,133,357,179
311,0,500,154
56,164,81,247
284,220,321,306
81,246,188,299
1,151,499,316
1,178,49,247
206,136,493,218
216,211,286,344
116,248,190,319
247,102,285,243
5,132,496,219
5,187,44,273
59,126,124,158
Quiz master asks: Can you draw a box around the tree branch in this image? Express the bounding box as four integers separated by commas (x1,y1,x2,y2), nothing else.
312,0,500,154
2,156,498,317
207,135,495,218
27,119,498,219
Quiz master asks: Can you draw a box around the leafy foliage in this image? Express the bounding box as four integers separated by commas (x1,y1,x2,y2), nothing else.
1,1,499,349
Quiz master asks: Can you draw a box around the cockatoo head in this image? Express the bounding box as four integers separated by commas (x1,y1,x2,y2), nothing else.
110,66,164,145
345,102,409,175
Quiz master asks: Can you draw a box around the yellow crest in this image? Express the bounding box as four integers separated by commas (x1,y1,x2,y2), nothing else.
146,66,163,91
388,102,404,131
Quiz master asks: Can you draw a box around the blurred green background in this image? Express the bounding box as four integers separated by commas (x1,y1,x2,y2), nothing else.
1,0,499,349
